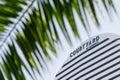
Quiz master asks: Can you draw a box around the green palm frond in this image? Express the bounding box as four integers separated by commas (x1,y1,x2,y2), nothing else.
0,70,4,80
0,0,27,32
0,0,118,80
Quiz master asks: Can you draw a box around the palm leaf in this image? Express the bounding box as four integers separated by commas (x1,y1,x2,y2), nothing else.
0,70,4,80
0,0,27,32
0,0,118,80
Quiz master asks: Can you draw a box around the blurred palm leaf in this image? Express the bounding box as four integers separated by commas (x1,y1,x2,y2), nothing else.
0,70,4,80
0,0,27,31
0,0,118,80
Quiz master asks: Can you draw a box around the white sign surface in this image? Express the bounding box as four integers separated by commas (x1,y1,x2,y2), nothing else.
55,33,120,80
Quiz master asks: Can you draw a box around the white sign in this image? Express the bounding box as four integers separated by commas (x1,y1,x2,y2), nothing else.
55,33,120,80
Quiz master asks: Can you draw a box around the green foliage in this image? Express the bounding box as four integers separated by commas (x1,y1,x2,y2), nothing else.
0,0,118,80
0,0,26,31
0,70,4,80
